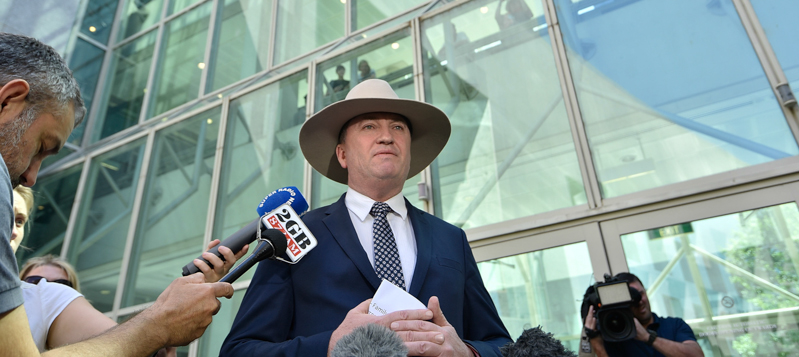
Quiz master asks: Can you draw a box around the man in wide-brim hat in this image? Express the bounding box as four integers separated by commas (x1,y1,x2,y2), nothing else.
222,79,511,357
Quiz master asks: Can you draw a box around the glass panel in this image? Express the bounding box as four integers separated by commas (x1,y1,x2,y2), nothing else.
213,71,307,282
15,164,83,268
67,139,147,312
121,107,220,307
197,288,247,357
207,0,273,92
621,203,799,356
69,38,105,145
353,0,427,31
311,28,422,209
149,2,212,118
422,0,586,229
478,242,595,352
167,0,202,16
80,0,119,44
117,0,166,41
749,0,799,98
554,0,799,198
95,30,157,142
274,0,345,66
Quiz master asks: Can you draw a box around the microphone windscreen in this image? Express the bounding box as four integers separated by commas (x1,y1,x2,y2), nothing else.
501,326,576,357
256,186,309,217
331,324,408,357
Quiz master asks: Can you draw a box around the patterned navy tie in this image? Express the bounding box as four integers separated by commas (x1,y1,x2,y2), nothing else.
371,202,406,290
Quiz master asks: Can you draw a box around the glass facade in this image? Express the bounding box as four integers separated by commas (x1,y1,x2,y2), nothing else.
554,0,798,198
24,0,799,355
68,139,147,312
95,30,157,142
622,203,799,356
148,1,212,117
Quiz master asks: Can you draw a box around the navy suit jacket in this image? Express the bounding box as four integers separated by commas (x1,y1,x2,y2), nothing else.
221,195,511,356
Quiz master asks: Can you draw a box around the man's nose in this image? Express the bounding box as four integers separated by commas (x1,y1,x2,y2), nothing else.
376,127,394,143
10,225,19,241
20,160,41,187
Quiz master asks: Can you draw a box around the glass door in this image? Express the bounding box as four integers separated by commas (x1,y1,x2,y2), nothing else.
601,182,799,356
471,223,609,351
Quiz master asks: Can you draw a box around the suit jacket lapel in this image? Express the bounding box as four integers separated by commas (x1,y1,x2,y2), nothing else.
407,199,432,297
322,194,382,290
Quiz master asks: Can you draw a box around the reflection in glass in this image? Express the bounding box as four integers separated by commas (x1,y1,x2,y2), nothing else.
207,0,273,92
622,203,799,356
477,242,594,352
68,139,147,312
69,39,105,145
214,71,308,282
311,28,421,209
749,0,799,100
16,165,83,268
80,0,119,44
554,0,799,198
167,0,202,16
149,2,212,117
122,107,220,308
95,30,157,142
352,0,427,31
197,288,247,357
274,0,344,65
117,0,165,41
421,0,586,229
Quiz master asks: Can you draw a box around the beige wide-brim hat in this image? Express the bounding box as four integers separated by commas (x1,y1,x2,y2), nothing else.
300,79,451,184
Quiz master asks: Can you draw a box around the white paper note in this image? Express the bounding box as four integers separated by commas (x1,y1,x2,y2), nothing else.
369,280,426,316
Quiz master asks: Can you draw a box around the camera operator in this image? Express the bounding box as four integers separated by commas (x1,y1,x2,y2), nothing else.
583,273,703,357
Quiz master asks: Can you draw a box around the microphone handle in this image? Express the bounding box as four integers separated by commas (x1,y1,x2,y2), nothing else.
220,240,273,283
182,217,260,276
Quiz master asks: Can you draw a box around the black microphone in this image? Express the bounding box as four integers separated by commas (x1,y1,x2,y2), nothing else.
331,324,408,357
219,228,287,283
181,187,309,276
501,326,577,357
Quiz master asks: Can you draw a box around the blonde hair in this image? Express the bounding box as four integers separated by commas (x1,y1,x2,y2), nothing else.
19,254,81,292
13,185,34,216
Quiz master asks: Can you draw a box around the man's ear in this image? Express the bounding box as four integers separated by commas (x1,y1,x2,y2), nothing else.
335,144,348,169
0,79,31,123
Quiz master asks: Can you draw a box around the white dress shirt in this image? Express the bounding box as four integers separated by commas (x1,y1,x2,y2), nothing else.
345,188,417,290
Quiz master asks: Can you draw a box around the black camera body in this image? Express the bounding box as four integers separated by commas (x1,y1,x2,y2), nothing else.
581,274,642,342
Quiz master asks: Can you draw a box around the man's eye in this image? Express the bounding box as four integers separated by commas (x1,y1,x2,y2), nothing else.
15,218,25,226
364,124,374,129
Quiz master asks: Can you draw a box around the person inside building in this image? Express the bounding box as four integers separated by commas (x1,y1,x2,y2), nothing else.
495,0,534,30
583,272,704,357
221,79,511,357
0,31,239,356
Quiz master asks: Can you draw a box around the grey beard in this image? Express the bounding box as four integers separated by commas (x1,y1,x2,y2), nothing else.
0,107,37,187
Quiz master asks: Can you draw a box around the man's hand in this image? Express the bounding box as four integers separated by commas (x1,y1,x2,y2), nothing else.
328,299,435,355
390,296,473,357
633,317,649,342
194,239,249,283
140,273,234,347
583,305,608,357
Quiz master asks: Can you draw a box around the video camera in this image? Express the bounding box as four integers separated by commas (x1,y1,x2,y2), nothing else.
580,273,642,342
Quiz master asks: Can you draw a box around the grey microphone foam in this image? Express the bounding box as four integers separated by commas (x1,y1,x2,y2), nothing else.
331,324,408,357
501,326,577,357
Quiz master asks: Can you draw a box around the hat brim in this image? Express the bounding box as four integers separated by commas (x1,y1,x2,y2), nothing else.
300,97,451,184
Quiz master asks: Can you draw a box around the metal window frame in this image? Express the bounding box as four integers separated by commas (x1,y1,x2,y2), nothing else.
600,179,799,276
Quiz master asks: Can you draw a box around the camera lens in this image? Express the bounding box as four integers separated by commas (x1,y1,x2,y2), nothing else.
605,311,627,334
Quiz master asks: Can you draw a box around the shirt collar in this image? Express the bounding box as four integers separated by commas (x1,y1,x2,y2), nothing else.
649,313,661,331
345,188,408,222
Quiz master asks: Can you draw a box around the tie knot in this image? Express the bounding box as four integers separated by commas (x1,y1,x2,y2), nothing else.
370,202,392,218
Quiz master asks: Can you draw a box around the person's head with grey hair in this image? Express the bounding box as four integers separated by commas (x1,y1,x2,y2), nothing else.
0,32,84,188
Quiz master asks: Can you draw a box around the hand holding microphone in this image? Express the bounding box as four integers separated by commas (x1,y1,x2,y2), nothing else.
182,186,309,277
